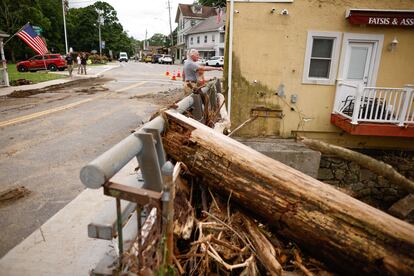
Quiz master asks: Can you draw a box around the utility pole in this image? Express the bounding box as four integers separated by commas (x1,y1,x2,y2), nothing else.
98,14,102,56
62,0,68,53
144,29,147,51
167,0,174,50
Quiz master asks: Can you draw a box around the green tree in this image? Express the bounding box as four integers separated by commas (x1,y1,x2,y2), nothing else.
0,0,135,61
148,33,167,47
0,0,55,62
66,1,135,57
165,27,177,48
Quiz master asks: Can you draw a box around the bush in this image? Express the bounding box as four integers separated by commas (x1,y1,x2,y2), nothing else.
88,54,108,64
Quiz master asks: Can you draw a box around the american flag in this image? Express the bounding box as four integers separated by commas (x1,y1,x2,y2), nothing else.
17,23,48,55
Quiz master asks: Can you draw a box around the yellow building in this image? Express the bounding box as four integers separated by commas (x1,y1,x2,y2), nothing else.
225,0,414,149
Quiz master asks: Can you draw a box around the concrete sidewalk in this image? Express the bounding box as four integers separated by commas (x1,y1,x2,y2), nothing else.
0,158,141,275
0,188,114,276
0,63,119,97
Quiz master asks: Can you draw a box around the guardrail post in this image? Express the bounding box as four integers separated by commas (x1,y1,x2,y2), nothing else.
116,198,124,264
161,161,174,271
398,85,413,126
144,128,166,168
351,84,363,125
191,94,204,122
135,132,164,192
136,204,143,270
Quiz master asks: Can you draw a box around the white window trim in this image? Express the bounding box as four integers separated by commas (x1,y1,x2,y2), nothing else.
302,31,342,86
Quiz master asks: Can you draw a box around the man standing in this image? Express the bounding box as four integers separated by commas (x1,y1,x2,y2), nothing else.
183,49,222,96
65,53,73,77
77,53,82,74
80,53,87,75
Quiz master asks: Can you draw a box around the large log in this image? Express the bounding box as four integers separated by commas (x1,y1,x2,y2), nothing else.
162,111,414,275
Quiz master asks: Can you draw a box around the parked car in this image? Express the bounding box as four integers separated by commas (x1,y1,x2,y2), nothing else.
16,54,67,72
206,56,224,67
152,54,163,63
158,55,173,64
144,55,153,63
118,52,128,62
196,58,207,65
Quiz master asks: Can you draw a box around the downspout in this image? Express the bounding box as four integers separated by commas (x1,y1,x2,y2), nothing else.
227,0,234,121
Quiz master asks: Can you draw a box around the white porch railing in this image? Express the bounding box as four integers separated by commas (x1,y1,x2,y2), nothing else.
334,82,414,126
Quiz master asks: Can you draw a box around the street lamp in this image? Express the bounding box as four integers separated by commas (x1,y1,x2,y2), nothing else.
62,0,69,53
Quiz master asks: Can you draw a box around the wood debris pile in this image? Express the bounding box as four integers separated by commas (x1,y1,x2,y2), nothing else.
121,175,333,276
173,178,333,276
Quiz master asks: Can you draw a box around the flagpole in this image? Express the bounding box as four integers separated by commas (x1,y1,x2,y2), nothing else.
3,22,29,46
42,55,48,72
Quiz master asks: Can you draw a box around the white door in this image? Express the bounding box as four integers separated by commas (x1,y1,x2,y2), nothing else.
342,42,374,87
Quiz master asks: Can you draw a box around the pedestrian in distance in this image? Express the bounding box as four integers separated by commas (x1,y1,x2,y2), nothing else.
77,53,82,74
65,52,74,77
80,53,87,75
182,49,222,96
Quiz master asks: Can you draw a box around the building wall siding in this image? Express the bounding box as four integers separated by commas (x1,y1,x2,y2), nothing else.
227,0,414,148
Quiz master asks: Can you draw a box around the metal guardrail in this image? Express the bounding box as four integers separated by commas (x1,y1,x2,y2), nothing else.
80,79,225,272
80,94,194,190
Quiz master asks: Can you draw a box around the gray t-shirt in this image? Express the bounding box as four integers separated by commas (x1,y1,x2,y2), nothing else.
184,59,200,82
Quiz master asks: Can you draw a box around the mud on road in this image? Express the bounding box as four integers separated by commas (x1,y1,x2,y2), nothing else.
0,78,185,258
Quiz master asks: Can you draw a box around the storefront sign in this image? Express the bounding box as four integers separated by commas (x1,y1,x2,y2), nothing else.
346,9,414,27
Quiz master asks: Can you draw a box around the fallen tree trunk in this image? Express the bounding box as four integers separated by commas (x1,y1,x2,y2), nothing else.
162,111,414,275
299,137,414,194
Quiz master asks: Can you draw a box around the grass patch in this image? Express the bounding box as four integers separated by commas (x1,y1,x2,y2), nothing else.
7,64,67,86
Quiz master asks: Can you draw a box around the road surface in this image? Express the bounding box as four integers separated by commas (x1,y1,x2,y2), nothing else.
0,61,221,257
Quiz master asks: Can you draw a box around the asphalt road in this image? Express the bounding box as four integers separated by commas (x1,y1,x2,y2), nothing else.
0,61,222,257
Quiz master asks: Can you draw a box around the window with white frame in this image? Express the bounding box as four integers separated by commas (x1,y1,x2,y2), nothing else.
197,36,200,44
204,35,207,43
212,34,215,42
303,31,341,85
190,37,193,45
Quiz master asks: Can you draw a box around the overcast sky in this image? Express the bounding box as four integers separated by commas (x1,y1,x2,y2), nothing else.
69,0,194,40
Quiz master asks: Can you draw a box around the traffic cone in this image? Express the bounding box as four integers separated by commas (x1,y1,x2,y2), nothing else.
177,68,181,78
171,71,177,81
165,68,170,76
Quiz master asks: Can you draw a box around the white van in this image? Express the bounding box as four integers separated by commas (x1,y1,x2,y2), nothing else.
119,52,128,62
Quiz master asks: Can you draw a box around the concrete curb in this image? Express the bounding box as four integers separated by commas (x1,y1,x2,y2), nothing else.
4,77,100,98
0,64,120,97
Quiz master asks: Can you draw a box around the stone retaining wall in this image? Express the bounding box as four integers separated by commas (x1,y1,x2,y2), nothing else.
317,150,414,210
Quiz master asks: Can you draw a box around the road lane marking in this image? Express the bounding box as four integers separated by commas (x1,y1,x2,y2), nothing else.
0,98,95,128
1,80,159,128
115,81,147,92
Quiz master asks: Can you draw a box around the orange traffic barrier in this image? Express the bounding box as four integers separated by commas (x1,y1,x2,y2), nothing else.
165,68,170,76
177,69,181,78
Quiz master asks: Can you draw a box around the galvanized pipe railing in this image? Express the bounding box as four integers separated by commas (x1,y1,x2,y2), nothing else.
80,95,194,189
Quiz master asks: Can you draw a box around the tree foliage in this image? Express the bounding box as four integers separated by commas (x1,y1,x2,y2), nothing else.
0,0,138,61
148,33,167,47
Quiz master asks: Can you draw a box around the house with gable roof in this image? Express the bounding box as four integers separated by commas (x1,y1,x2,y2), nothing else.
186,13,226,59
175,3,217,61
